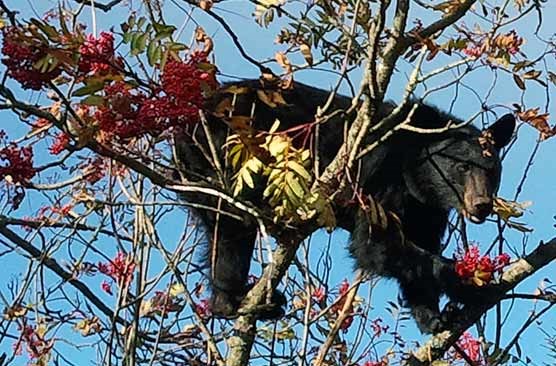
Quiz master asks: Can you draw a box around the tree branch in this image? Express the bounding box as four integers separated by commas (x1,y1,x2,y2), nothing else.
72,0,124,12
0,218,126,324
405,237,556,365
403,0,477,48
225,230,312,366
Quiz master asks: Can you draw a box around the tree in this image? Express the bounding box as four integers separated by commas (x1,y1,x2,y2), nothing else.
0,0,555,365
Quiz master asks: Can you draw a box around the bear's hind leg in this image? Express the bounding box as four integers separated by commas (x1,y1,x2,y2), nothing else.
208,219,285,320
208,225,256,318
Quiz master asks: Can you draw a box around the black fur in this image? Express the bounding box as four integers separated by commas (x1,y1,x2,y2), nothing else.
174,79,515,331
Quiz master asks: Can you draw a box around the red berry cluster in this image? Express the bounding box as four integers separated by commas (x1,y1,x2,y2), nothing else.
195,298,212,319
361,362,386,366
95,81,148,139
0,144,36,185
1,27,62,90
97,252,136,290
49,132,70,155
331,279,354,332
96,58,213,140
136,59,210,130
82,157,106,184
454,332,483,364
454,245,510,286
78,32,122,77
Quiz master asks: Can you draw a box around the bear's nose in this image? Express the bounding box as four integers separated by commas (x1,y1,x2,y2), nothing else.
473,199,493,218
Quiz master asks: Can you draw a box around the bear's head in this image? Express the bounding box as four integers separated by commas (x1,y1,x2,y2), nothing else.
403,114,516,223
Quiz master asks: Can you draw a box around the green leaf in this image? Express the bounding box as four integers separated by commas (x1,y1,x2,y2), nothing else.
33,55,59,73
284,184,302,206
127,14,136,29
136,33,149,54
147,41,160,66
285,172,305,199
81,95,105,106
122,31,133,44
263,179,279,198
131,32,149,56
169,42,188,52
136,17,147,29
72,81,105,97
153,22,177,38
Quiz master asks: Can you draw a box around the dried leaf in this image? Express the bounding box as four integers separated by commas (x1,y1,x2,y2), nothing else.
517,107,555,140
299,43,313,66
3,305,28,320
275,52,292,74
513,74,526,90
493,197,533,232
523,70,542,80
74,316,102,336
199,0,213,10
256,90,287,108
195,27,213,55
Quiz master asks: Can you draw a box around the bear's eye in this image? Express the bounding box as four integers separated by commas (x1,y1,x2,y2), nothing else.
457,163,470,173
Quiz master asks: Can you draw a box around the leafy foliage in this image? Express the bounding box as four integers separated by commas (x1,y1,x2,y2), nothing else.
226,120,335,227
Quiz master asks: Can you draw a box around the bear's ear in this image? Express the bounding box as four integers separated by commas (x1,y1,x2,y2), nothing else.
486,114,515,150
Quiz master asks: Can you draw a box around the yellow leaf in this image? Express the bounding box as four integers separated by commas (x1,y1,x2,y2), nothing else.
275,52,292,74
241,166,255,189
263,180,279,198
244,157,263,173
170,283,185,297
268,137,290,157
140,299,154,317
269,119,281,134
233,178,243,197
493,197,531,221
289,160,312,181
36,324,48,338
300,149,311,162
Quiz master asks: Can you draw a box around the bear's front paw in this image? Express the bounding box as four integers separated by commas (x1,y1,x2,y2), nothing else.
412,305,445,334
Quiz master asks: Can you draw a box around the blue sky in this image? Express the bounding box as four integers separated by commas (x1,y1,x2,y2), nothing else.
1,0,555,365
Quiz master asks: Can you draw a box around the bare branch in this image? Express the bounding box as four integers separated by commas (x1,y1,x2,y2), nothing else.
404,0,477,48
72,0,124,12
0,218,126,324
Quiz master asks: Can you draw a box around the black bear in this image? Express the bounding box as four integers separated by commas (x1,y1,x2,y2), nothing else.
174,79,515,332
